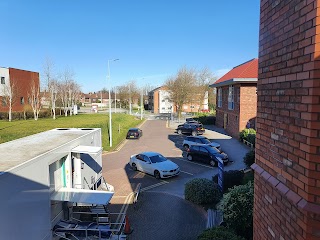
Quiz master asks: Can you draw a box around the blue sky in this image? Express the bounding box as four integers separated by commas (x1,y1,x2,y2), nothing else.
1,0,260,93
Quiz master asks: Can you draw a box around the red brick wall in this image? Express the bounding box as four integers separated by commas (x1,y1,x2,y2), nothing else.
0,68,39,112
216,84,257,138
215,85,240,138
154,89,159,113
254,0,320,239
239,84,257,131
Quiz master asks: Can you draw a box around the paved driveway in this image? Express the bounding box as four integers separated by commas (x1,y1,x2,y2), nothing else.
102,119,250,239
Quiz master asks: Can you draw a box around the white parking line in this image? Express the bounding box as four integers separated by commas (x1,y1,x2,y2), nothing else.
172,157,215,169
141,181,169,192
180,170,193,175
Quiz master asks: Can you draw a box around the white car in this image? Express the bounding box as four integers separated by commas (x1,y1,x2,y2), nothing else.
182,136,221,150
130,152,180,179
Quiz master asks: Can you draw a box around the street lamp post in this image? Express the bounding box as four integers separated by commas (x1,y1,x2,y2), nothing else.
107,58,119,147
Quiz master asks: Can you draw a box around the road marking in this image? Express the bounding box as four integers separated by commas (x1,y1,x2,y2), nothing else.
141,181,169,191
180,170,193,175
172,157,215,169
115,180,169,223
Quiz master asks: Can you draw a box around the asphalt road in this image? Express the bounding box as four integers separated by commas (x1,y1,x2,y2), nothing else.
101,119,249,239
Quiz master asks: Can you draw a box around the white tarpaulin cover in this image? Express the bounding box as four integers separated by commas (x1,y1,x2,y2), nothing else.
51,188,114,205
71,145,102,154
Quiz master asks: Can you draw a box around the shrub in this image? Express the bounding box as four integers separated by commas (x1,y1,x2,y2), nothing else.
242,171,254,185
243,150,255,168
198,227,245,240
239,128,256,142
185,178,222,205
193,115,216,125
218,182,254,239
212,170,244,193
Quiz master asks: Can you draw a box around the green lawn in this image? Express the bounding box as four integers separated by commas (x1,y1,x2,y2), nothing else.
0,113,143,152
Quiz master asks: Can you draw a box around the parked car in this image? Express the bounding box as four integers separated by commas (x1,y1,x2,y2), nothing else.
130,152,180,179
182,136,221,150
176,123,205,136
126,128,143,139
186,144,229,167
185,117,199,124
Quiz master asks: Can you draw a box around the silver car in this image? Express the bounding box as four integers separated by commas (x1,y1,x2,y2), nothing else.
182,136,221,150
130,152,180,179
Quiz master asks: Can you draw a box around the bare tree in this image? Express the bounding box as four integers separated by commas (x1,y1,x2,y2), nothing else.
193,68,215,112
116,85,130,109
165,67,196,118
57,67,75,116
43,58,58,119
28,78,41,120
57,80,68,116
69,81,81,115
1,77,20,121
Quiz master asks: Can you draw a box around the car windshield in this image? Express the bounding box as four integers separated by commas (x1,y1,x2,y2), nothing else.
149,154,167,163
207,147,221,154
200,138,211,144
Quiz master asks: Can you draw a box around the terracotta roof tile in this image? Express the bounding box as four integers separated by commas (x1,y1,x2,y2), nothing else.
214,58,258,84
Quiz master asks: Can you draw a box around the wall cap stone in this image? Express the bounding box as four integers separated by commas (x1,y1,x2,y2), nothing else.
251,163,320,215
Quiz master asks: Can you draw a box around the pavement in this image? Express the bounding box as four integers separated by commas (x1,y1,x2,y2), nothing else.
106,119,250,240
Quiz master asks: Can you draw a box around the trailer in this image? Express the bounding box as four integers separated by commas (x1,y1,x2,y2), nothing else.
0,128,118,240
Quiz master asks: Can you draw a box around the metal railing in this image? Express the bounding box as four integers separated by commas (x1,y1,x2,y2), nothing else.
133,183,141,205
53,212,126,240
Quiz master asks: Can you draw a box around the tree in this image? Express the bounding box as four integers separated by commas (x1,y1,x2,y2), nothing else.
28,78,41,120
116,81,138,113
1,77,20,121
165,67,196,118
43,58,58,119
58,67,76,116
193,68,215,112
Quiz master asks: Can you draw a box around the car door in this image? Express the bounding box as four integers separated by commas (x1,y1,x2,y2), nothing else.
135,154,146,171
182,124,190,134
190,146,201,161
198,146,211,163
195,138,203,146
141,155,153,174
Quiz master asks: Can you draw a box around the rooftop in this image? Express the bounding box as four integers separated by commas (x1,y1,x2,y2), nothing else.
210,58,258,87
0,128,100,174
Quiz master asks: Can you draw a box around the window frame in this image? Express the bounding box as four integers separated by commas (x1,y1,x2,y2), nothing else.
218,88,222,108
228,85,234,110
0,77,5,84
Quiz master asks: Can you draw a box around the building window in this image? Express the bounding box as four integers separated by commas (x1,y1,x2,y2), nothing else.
20,97,24,105
1,77,5,84
228,85,234,110
218,88,222,108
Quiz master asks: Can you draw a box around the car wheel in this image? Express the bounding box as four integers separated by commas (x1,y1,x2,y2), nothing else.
191,131,197,136
183,144,189,151
187,154,193,161
154,170,161,179
131,163,137,171
177,129,182,135
209,160,218,167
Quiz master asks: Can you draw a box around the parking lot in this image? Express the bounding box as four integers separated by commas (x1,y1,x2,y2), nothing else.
102,119,250,239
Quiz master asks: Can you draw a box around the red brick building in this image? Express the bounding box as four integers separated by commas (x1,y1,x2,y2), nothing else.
210,58,258,138
0,67,39,112
252,0,320,239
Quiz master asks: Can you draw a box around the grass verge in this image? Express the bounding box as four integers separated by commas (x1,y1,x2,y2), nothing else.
0,113,143,152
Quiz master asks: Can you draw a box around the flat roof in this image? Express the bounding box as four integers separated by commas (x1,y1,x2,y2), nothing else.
51,187,114,205
0,128,100,173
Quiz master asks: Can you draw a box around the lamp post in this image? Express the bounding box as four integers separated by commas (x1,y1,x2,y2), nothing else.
107,58,119,147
